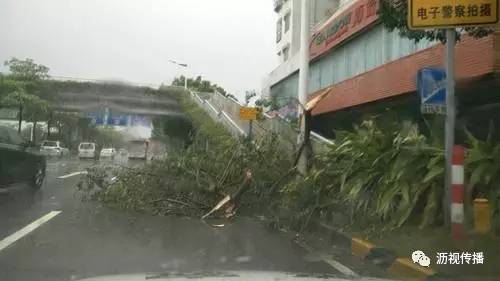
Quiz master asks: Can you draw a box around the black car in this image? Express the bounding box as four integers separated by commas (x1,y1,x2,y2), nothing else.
0,125,46,189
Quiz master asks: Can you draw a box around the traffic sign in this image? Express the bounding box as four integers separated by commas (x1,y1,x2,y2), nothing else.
417,68,447,115
239,107,257,120
408,0,499,29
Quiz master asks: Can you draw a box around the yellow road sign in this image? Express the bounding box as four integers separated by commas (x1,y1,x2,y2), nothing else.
408,0,499,29
239,107,257,120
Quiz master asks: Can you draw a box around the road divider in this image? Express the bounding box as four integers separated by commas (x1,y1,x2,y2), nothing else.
0,211,61,252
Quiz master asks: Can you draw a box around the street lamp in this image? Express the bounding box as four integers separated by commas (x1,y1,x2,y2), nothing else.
168,60,188,90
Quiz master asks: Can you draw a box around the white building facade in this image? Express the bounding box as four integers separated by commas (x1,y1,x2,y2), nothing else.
265,0,347,98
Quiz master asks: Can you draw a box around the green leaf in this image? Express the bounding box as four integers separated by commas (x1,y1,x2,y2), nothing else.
422,166,444,183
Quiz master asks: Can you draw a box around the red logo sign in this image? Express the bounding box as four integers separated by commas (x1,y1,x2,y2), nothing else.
310,0,379,60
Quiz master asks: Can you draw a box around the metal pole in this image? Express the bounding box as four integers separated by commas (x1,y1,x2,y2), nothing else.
248,120,253,143
444,29,456,227
184,74,188,90
297,0,310,174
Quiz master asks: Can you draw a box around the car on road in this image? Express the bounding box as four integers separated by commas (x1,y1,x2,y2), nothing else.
40,140,70,157
100,148,117,160
127,139,149,160
118,148,128,157
78,142,97,159
0,125,46,189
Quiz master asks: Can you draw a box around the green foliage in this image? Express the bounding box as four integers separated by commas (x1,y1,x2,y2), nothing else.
152,116,193,148
465,128,500,218
92,126,127,149
255,97,280,111
80,88,294,217
282,118,445,229
244,90,257,105
4,57,50,81
379,0,493,43
171,75,232,97
1,88,50,126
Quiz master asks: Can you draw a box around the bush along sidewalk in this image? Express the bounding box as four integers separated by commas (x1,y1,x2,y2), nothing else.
279,118,500,280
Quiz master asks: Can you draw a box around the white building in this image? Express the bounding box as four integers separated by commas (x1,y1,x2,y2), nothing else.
274,0,340,64
265,0,346,98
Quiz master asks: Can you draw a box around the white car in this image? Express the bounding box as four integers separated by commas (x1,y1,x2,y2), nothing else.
100,148,116,160
78,142,97,159
40,140,70,157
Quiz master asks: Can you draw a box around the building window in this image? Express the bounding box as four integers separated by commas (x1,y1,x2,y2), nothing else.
282,47,290,61
276,18,282,43
284,12,291,32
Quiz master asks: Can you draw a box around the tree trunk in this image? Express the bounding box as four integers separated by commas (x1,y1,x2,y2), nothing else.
47,111,52,138
33,121,38,144
18,105,23,134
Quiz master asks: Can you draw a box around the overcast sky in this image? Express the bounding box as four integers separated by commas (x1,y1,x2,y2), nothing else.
0,0,276,100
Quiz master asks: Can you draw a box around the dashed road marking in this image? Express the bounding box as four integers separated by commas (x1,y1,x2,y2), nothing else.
295,238,359,278
0,211,61,252
57,171,88,179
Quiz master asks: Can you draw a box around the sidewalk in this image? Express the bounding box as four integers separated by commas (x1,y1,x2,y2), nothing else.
367,225,500,280
310,218,500,281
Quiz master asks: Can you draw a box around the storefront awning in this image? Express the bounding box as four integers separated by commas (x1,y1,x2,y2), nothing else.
306,86,333,111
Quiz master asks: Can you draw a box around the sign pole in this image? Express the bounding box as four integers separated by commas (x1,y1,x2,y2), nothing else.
444,28,456,227
248,120,253,143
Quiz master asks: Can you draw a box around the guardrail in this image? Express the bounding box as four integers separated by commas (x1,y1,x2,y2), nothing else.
190,91,247,138
189,90,334,152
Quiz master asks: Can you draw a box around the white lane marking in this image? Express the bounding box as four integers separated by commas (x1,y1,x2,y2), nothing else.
320,254,359,277
295,238,359,278
0,211,61,252
57,171,88,179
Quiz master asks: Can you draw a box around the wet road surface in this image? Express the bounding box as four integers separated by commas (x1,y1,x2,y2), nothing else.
0,158,388,281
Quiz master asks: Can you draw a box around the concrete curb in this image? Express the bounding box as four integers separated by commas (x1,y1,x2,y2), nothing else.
314,221,452,281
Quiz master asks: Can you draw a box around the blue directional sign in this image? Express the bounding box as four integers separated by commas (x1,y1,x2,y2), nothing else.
88,110,104,125
417,68,446,115
86,108,151,127
108,111,129,126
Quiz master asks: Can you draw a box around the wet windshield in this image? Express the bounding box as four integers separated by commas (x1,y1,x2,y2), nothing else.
1,1,499,281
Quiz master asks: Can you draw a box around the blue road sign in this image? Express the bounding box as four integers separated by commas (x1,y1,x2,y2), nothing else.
417,68,446,115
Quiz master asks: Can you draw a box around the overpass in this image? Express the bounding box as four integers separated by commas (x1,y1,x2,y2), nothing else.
47,82,184,122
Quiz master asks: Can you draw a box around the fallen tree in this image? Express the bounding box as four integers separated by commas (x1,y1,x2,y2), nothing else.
78,89,296,220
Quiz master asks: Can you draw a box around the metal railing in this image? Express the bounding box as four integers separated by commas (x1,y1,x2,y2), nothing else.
189,90,335,152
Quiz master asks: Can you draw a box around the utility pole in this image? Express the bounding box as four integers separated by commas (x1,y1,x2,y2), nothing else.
444,29,456,227
297,0,311,174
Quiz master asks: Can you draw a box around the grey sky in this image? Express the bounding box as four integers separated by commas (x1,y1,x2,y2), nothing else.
0,0,276,100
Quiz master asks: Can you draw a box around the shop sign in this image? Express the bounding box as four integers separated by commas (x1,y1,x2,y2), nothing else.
310,0,379,59
408,0,498,29
239,107,258,120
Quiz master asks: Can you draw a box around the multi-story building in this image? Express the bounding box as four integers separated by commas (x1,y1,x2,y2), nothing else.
264,0,500,140
274,0,339,64
264,0,349,99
